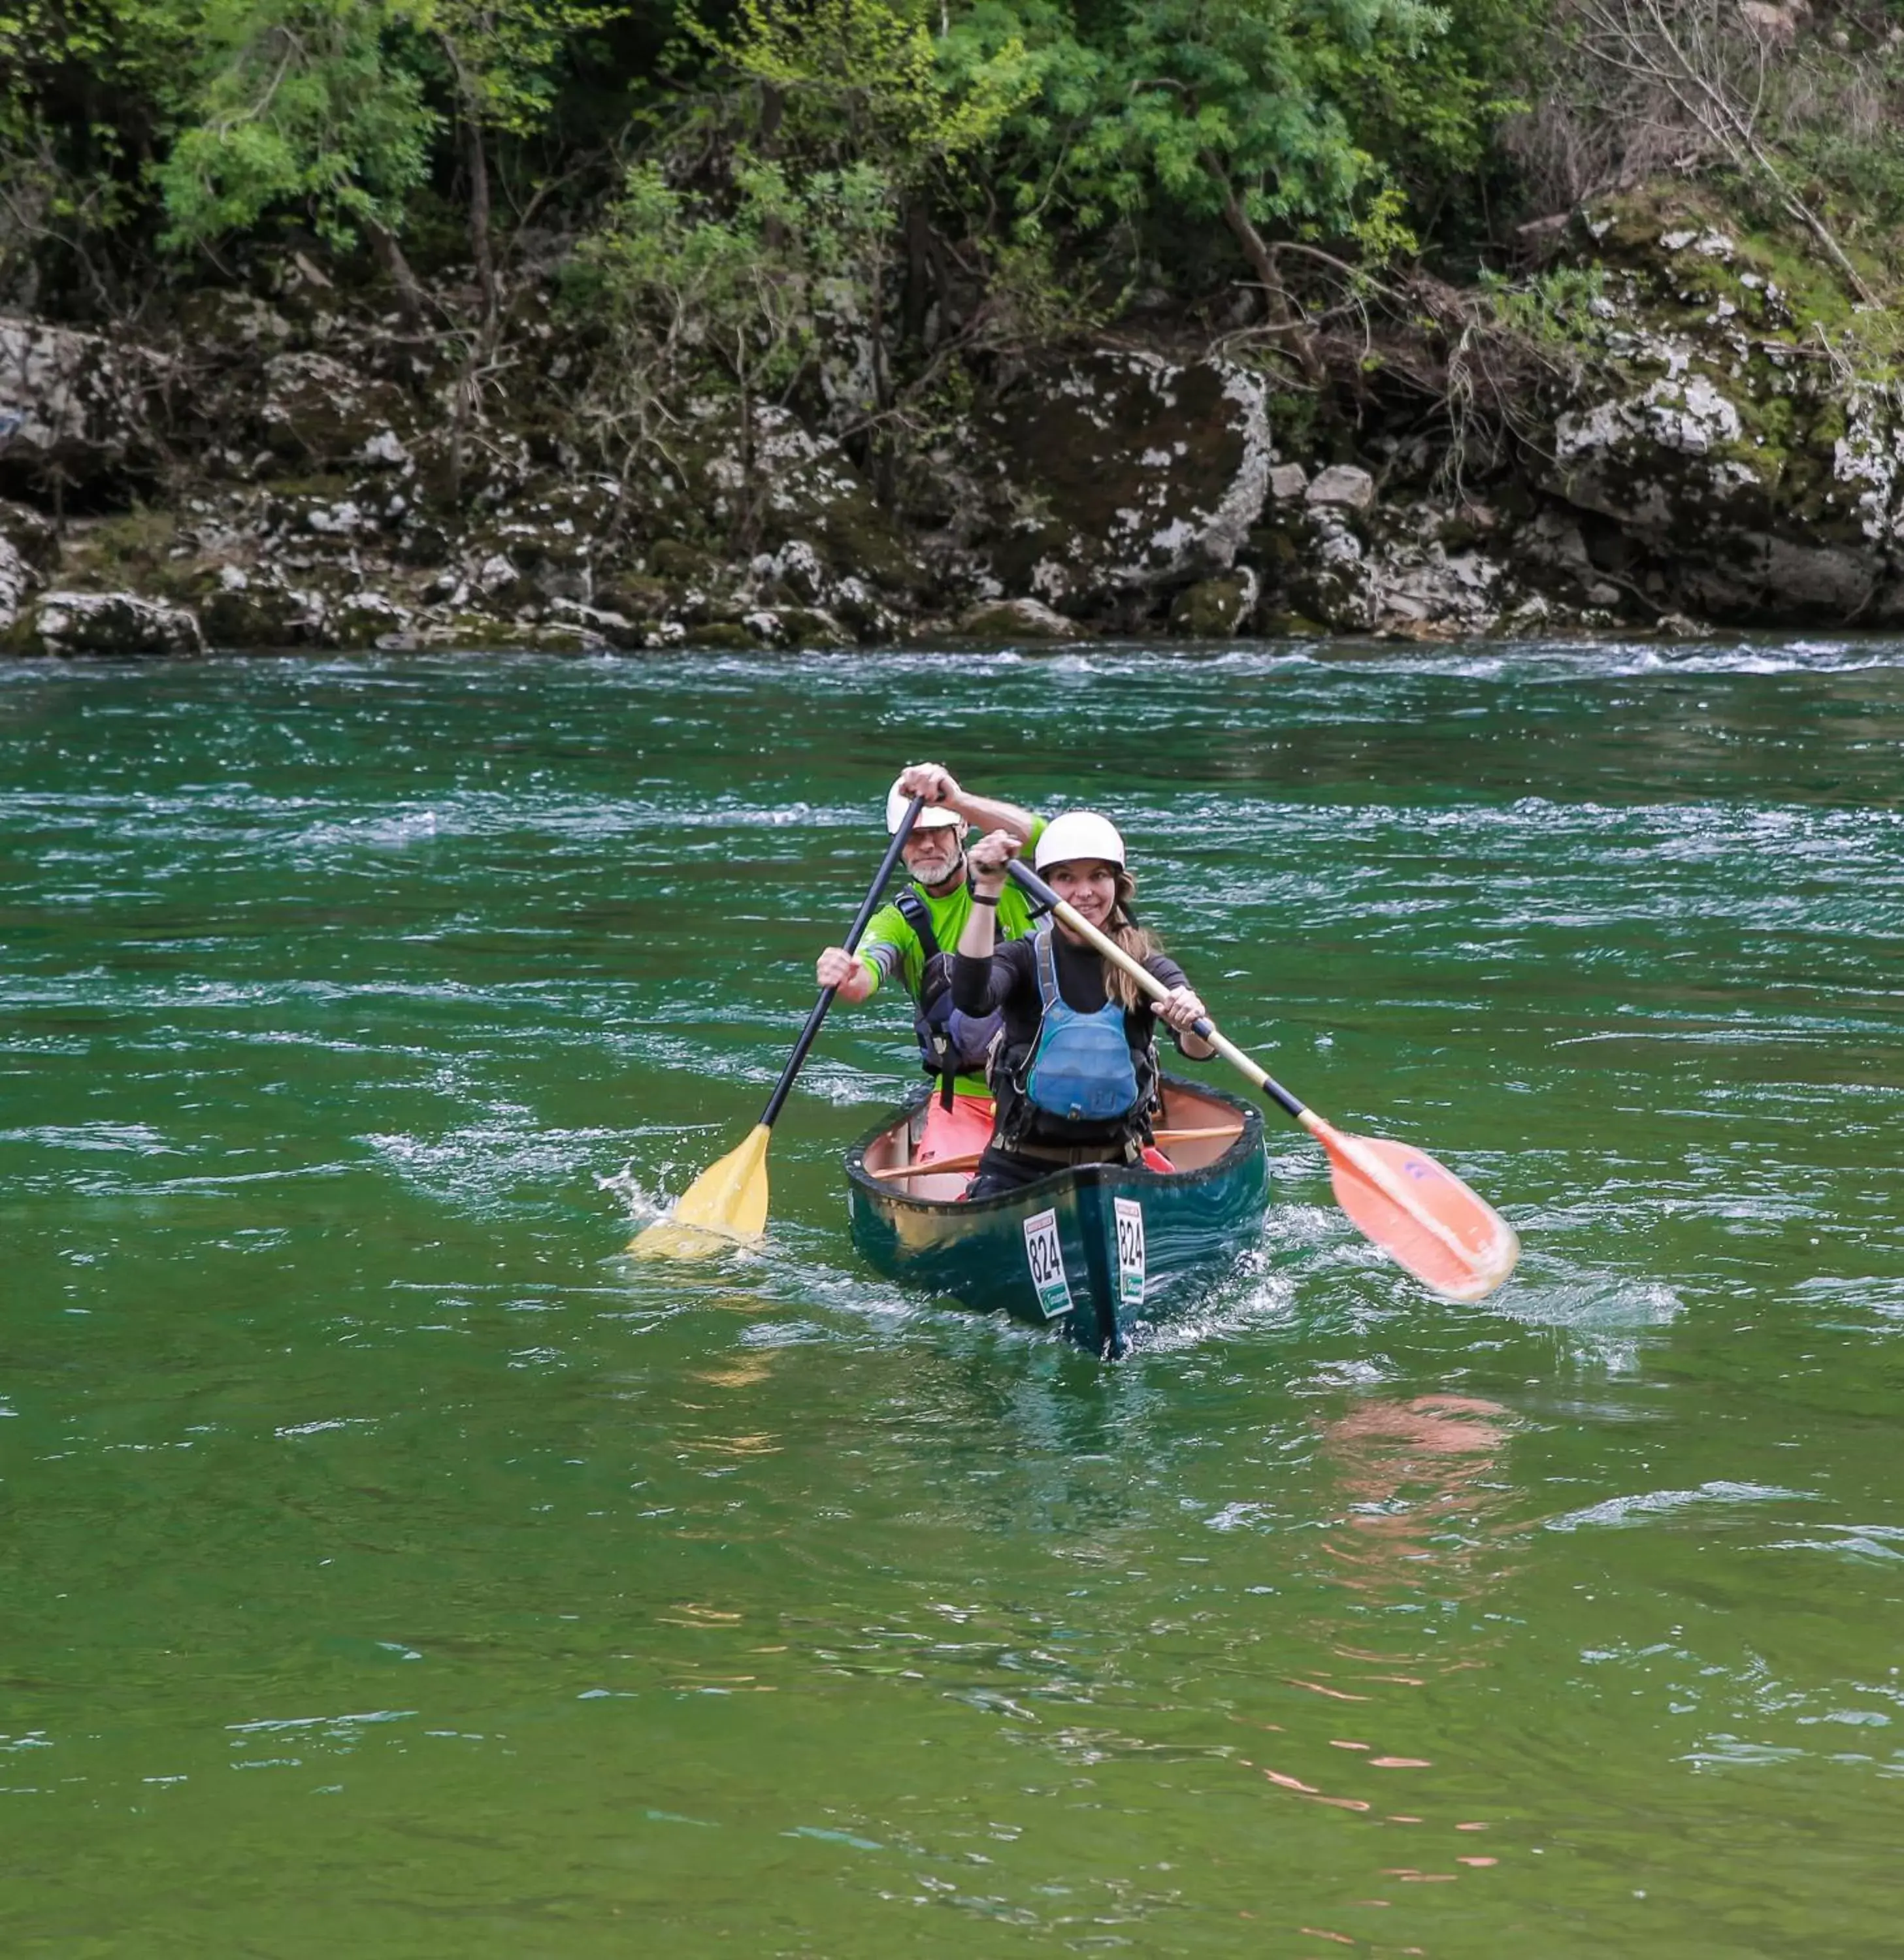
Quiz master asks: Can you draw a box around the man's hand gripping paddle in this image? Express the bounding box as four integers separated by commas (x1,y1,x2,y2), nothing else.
631,796,925,1260
1004,859,1520,1303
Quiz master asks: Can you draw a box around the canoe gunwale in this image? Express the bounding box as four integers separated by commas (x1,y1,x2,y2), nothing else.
842,1072,1266,1215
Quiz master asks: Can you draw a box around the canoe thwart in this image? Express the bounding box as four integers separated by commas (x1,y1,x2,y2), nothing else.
865,1124,1243,1182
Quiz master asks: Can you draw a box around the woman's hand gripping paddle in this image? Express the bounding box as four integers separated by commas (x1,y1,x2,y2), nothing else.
632,796,925,1260
1004,860,1520,1303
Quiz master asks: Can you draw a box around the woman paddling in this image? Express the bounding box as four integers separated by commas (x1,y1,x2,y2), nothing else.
951,812,1215,1200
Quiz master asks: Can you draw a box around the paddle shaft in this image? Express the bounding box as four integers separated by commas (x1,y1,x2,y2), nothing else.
1002,860,1498,1283
757,796,923,1130
1003,859,1312,1127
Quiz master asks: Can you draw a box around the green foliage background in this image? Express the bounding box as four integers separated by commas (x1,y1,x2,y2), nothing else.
0,0,1538,304
5,0,1904,431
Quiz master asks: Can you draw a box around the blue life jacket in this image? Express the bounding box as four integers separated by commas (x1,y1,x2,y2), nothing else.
1021,926,1141,1122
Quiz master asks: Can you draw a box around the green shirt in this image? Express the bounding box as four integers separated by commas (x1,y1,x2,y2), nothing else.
857,874,1040,1002
857,823,1044,1095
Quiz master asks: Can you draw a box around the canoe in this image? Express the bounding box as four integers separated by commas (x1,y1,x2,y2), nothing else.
843,1074,1269,1356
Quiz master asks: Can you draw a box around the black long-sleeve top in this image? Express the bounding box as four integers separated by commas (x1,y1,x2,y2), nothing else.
951,930,1196,1148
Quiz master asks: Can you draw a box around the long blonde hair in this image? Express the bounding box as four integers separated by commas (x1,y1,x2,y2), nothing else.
1102,868,1161,1011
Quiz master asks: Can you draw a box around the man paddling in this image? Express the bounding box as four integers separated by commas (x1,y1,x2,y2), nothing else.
815,762,1043,1161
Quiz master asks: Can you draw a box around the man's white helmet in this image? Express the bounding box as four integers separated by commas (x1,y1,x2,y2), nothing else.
1034,810,1126,872
887,776,964,832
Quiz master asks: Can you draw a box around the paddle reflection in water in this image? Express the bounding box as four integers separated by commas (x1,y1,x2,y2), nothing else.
1226,1391,1520,1885
1304,1390,1519,1764
1313,1394,1518,1611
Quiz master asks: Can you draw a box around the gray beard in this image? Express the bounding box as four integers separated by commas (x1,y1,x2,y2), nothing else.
916,853,966,896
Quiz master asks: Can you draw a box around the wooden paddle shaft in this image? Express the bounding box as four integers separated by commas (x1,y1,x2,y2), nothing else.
1002,860,1309,1122
1002,864,1485,1273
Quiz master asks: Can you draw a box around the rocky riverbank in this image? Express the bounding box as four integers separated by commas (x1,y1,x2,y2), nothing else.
5,191,1902,655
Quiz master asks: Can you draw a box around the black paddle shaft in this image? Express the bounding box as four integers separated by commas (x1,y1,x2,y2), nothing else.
757,795,925,1131
1004,857,1308,1122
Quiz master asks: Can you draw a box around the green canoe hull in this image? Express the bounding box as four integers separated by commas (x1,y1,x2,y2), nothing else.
843,1075,1269,1356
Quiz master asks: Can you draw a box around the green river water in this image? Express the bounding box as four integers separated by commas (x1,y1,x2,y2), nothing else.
3,642,1901,1957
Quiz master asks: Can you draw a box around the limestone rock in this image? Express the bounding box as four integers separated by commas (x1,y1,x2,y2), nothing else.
407,421,534,504
501,477,625,602
1513,509,1599,596
0,536,30,628
359,428,412,469
1828,383,1904,543
538,598,644,650
829,575,901,644
1547,346,1904,619
1366,513,1509,632
1275,508,1378,631
0,497,58,572
267,488,384,544
649,538,714,583
1170,570,1260,636
8,589,202,657
1268,463,1309,501
653,401,923,602
751,537,830,606
772,606,849,648
1737,0,1805,42
1554,372,1747,476
957,596,1081,641
1251,487,1381,631
199,566,328,648
1253,484,1520,635
979,350,1273,613
0,315,166,491
0,499,54,627
682,621,756,649
485,517,591,604
1681,535,1877,616
594,572,675,621
327,589,412,650
1305,465,1376,512
257,352,418,471
473,551,521,601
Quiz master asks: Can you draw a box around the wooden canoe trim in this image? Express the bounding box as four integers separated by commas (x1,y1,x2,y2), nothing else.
866,1125,1241,1183
868,1155,983,1181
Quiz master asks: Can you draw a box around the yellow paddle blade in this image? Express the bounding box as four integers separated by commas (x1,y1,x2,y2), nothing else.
1308,1119,1520,1303
629,1124,770,1261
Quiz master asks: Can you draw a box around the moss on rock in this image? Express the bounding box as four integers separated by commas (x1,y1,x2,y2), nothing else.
1170,572,1259,637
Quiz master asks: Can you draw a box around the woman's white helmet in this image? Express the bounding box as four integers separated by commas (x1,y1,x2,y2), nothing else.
1034,810,1126,872
887,776,964,832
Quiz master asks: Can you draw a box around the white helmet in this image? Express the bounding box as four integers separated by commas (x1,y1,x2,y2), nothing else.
887,776,964,832
1034,810,1126,872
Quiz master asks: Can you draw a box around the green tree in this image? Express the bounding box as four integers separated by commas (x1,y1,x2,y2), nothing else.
0,0,196,302
700,0,1036,495
416,0,625,327
151,0,437,304
580,154,891,540
945,0,1455,363
134,0,628,321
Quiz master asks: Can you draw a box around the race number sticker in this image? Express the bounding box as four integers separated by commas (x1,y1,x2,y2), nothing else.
1113,1198,1146,1311
1022,1209,1074,1320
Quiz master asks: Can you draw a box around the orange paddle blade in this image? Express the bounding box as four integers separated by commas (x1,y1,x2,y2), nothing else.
629,1123,769,1261
1307,1118,1519,1303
